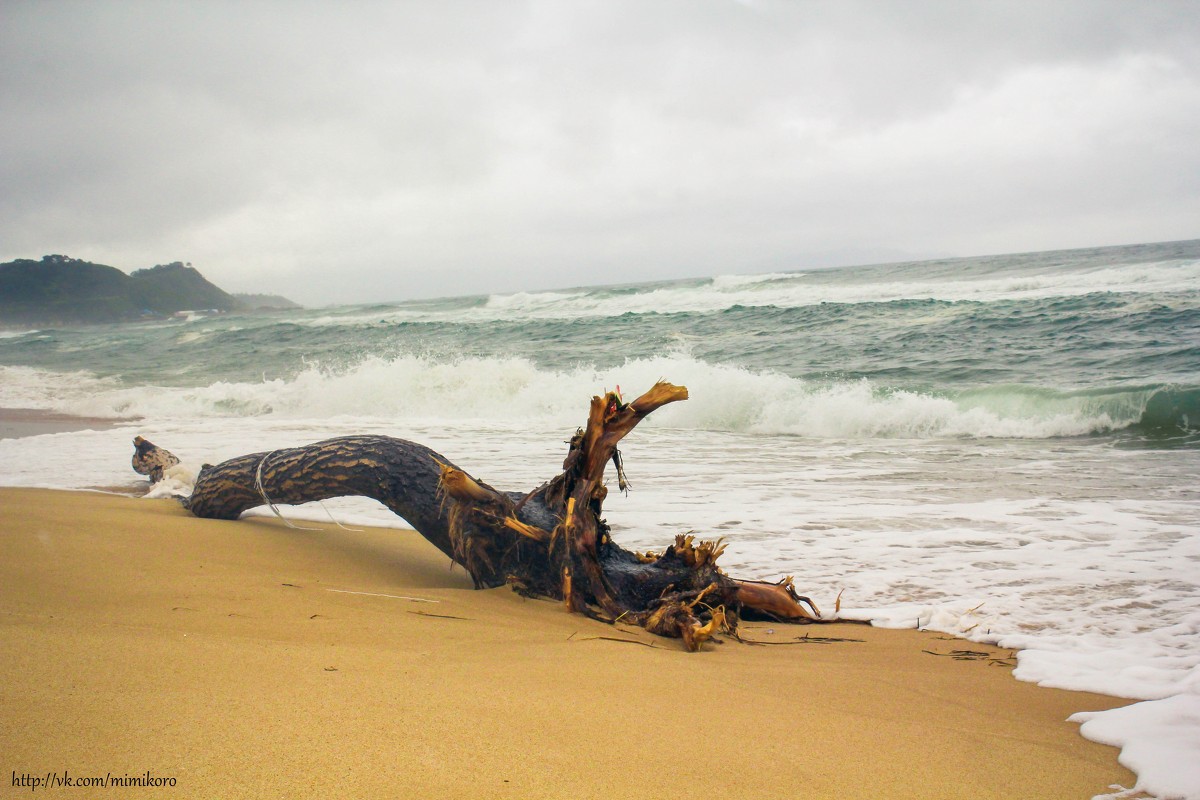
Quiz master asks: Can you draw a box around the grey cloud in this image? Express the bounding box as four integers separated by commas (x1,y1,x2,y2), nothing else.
2,0,1198,304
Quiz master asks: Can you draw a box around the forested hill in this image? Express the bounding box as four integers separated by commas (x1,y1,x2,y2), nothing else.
0,255,296,325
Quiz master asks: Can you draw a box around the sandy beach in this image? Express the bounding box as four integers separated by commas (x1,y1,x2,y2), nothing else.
0,487,1137,799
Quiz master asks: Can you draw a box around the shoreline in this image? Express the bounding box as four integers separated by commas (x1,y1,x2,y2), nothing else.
0,407,126,440
0,487,1138,798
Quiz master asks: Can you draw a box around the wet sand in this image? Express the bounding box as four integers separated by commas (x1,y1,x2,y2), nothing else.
0,407,123,440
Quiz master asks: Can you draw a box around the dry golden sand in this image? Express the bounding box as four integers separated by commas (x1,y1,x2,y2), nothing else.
0,488,1135,799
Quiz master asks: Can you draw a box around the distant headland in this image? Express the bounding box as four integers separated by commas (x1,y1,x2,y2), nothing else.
0,255,300,327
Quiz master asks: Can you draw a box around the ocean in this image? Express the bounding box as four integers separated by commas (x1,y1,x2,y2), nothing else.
2,239,1198,797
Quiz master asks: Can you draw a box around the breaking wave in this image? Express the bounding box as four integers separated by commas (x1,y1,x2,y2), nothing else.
7,359,1194,440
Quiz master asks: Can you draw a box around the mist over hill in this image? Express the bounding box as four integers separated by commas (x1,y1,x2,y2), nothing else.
0,255,300,326
233,293,302,311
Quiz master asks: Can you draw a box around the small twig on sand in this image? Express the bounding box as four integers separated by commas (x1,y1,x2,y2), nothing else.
922,649,995,661
738,631,865,646
327,589,439,603
573,635,658,648
407,610,471,620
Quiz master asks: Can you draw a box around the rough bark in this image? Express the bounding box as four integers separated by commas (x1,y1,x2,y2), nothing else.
133,381,822,650
132,435,180,483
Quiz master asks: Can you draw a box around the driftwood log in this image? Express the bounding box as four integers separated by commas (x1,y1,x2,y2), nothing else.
133,382,823,650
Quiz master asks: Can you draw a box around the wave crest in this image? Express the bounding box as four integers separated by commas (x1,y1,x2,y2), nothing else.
418,260,1200,322
9,359,1193,440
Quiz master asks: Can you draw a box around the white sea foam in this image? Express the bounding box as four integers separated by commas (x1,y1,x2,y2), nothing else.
0,365,124,410
1072,691,1200,800
2,357,1159,440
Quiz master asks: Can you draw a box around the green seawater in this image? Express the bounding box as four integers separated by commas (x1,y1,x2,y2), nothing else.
2,238,1198,441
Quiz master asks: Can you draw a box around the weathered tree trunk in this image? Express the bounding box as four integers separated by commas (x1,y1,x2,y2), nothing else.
133,382,821,650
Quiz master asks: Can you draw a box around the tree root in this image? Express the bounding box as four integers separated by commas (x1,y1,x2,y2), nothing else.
133,381,832,650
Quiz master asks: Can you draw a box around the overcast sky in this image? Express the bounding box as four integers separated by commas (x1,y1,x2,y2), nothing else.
2,1,1198,306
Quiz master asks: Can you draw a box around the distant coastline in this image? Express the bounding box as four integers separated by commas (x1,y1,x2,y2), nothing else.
0,255,300,328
